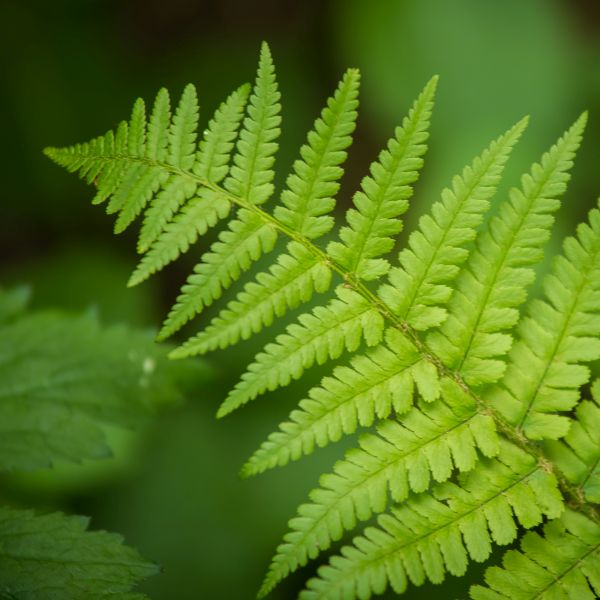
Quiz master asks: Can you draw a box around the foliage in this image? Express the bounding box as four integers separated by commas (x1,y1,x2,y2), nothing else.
46,43,600,599
0,287,195,598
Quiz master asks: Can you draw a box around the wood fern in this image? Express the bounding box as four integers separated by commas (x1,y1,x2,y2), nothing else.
46,42,600,599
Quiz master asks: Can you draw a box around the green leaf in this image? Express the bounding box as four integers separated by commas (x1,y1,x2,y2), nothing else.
544,379,600,502
0,309,191,471
294,442,561,600
488,198,600,440
195,83,251,182
216,286,383,417
428,113,586,387
253,378,499,593
171,241,326,356
224,41,281,205
328,75,436,280
0,506,157,599
242,328,421,474
471,509,600,600
158,208,278,341
377,117,527,331
137,84,201,251
275,68,360,239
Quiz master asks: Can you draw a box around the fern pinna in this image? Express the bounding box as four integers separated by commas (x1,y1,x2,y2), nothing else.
46,42,600,599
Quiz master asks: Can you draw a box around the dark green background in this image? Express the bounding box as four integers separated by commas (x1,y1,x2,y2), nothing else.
1,1,599,598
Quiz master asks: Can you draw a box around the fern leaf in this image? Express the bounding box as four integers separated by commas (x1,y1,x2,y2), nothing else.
216,287,384,417
175,69,360,359
428,114,586,387
146,87,171,161
243,355,471,477
91,97,146,205
159,44,281,339
224,41,281,205
194,83,251,182
92,119,129,205
171,241,326,356
242,372,497,476
377,117,527,331
132,83,249,271
129,188,232,286
113,166,168,234
44,88,169,235
136,176,198,254
294,442,562,600
128,96,147,155
137,84,200,251
158,209,277,340
489,199,600,440
45,45,600,600
255,378,500,593
113,88,172,232
0,507,157,599
274,68,360,239
544,379,600,502
470,509,600,600
328,76,436,280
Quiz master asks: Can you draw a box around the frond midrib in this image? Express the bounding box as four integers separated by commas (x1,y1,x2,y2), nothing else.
56,148,600,525
579,451,600,493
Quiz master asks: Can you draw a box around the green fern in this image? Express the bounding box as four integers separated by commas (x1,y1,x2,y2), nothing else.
46,42,600,599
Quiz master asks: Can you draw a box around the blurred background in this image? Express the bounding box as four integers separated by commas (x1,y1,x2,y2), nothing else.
0,0,599,598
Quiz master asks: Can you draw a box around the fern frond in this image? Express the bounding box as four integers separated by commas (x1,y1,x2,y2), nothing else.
216,117,523,416
285,442,562,600
470,509,600,600
327,76,436,280
46,47,282,342
158,210,276,340
243,354,468,476
274,68,359,238
114,87,171,232
128,85,249,286
224,41,281,206
148,56,280,323
216,286,384,417
489,198,600,440
377,117,527,331
46,44,600,600
428,113,587,387
137,83,200,251
240,117,532,473
173,68,360,360
255,378,501,595
544,379,600,502
242,370,497,474
171,242,326,355
92,118,130,205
